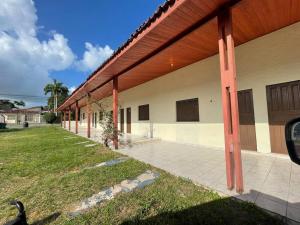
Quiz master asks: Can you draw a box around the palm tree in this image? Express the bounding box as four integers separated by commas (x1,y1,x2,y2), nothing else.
44,79,69,115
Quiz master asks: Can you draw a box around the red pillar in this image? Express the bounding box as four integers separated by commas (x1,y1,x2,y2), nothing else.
63,111,66,128
87,97,91,138
113,77,118,149
68,107,71,131
218,8,243,193
75,101,79,134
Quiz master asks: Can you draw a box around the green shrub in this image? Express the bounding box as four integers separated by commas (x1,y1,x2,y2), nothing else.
43,112,57,124
0,123,6,129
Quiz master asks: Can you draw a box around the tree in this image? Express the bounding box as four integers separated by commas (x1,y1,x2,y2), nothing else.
44,79,69,115
0,100,25,110
43,112,57,124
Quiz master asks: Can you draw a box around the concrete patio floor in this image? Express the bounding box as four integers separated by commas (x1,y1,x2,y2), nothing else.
64,123,300,223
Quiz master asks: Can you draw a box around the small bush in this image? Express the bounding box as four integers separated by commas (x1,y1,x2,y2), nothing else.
0,123,6,129
43,112,57,124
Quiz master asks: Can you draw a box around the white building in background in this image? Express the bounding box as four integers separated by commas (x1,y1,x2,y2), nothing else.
1,106,48,124
0,114,5,123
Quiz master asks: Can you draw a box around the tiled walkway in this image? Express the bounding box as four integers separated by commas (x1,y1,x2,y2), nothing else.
64,123,300,223
118,141,300,223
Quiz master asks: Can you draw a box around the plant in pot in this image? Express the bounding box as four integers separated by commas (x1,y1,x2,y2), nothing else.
96,98,122,148
99,110,121,148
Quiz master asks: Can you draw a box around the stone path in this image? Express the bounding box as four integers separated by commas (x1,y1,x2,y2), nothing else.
67,157,129,176
64,136,77,140
75,141,90,145
85,143,98,147
70,170,159,216
89,157,129,169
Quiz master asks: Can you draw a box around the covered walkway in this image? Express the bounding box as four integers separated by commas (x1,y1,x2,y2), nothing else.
58,0,300,195
63,122,300,223
119,141,300,223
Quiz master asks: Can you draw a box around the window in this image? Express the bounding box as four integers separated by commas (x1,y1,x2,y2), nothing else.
138,104,149,121
94,112,97,128
92,112,94,127
99,111,103,121
25,114,34,122
176,98,199,122
7,115,16,120
82,113,85,120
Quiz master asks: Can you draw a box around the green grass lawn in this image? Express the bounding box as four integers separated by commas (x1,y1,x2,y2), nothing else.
0,126,284,225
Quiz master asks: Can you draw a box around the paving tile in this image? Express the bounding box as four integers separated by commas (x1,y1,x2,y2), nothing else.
70,127,293,221
261,183,289,201
290,173,300,186
287,206,300,222
288,193,300,209
289,182,300,198
234,189,259,203
255,194,287,216
213,183,235,196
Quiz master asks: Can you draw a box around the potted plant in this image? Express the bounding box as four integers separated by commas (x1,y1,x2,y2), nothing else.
99,110,121,148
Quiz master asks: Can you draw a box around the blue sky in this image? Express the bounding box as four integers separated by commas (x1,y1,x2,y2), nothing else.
36,0,165,91
0,0,164,106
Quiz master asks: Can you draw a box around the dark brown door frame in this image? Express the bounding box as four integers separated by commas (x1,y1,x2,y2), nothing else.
126,107,131,134
266,80,300,154
120,108,124,133
238,89,257,151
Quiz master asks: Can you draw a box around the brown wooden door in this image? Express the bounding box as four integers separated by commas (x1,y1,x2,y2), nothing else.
238,89,257,151
126,107,131,133
120,109,124,133
267,80,300,154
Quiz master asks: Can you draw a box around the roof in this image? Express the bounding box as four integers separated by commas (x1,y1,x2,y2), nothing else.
0,107,44,114
1,110,41,114
58,0,300,111
60,0,180,108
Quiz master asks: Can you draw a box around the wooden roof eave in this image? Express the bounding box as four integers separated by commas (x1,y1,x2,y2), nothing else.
58,0,236,111
58,0,300,111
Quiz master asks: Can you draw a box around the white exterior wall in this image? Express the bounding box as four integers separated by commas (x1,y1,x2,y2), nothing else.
4,114,16,124
3,113,43,124
79,22,300,153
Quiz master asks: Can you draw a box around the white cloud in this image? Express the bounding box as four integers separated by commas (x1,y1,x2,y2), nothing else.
0,0,75,106
76,42,113,72
0,0,114,108
69,86,76,94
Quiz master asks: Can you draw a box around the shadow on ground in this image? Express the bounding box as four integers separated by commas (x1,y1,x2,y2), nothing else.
121,190,299,225
31,212,61,225
0,128,24,133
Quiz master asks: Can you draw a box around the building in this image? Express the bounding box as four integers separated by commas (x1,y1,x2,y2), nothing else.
58,0,300,193
0,114,5,123
1,106,47,124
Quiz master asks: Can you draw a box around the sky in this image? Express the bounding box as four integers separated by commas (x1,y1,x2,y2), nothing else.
0,0,165,107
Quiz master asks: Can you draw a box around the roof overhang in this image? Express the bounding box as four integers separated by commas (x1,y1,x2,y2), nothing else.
58,0,300,111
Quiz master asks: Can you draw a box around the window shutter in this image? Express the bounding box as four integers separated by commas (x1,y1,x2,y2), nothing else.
138,104,149,121
176,98,199,122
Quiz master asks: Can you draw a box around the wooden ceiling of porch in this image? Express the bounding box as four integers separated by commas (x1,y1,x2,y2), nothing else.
65,0,300,110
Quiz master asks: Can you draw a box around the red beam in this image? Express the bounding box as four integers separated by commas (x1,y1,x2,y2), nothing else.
113,77,118,149
87,98,91,138
68,108,71,131
75,101,79,134
58,1,242,111
218,8,243,193
63,111,66,128
60,113,63,127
